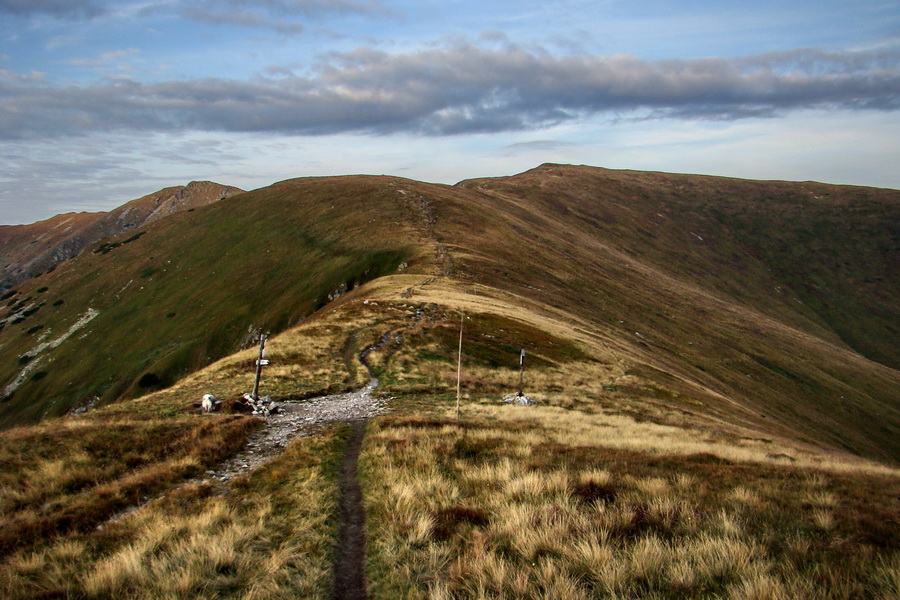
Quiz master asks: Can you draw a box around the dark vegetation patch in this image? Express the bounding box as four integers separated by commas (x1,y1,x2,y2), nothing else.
571,480,618,505
613,503,685,540
52,299,64,307
26,325,43,335
0,290,16,301
22,305,42,318
432,506,490,541
139,267,157,278
36,287,49,294
137,373,162,388
766,453,796,462
93,231,147,255
452,436,505,461
751,355,816,389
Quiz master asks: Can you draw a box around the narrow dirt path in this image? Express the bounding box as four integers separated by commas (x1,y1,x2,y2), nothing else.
333,419,369,600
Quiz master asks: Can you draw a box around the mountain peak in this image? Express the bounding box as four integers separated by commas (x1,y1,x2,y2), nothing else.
0,181,244,291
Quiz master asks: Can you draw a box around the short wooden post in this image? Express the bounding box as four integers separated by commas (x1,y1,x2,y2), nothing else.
518,347,526,397
252,333,268,401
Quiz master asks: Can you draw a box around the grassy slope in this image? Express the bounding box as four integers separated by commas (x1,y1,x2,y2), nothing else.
445,165,900,462
0,177,420,426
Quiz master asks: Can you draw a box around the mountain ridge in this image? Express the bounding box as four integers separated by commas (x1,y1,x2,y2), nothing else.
0,164,897,464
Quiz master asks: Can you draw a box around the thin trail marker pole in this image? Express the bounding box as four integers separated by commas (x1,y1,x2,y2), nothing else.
252,333,268,401
518,346,526,397
456,311,464,420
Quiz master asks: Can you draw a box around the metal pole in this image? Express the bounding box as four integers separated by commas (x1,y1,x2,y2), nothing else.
518,346,525,397
252,332,268,401
456,311,464,420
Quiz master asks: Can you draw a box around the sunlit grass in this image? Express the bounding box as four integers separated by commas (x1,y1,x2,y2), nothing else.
361,398,900,599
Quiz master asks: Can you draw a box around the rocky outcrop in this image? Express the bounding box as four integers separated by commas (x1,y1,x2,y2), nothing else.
0,181,243,291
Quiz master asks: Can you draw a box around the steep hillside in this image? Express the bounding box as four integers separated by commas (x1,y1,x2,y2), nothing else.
0,165,897,464
0,181,243,292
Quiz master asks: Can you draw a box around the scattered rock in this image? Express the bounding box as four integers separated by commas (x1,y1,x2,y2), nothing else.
503,393,535,406
328,282,350,302
240,393,279,417
206,379,387,483
68,395,98,416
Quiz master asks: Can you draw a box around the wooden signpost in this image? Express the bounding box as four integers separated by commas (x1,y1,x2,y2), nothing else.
251,332,268,401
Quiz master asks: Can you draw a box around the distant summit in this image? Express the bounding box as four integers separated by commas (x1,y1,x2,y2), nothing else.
0,181,243,291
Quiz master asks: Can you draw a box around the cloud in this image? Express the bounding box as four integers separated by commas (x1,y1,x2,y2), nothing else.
1,44,897,140
66,48,141,68
505,140,579,152
0,0,105,19
179,0,390,33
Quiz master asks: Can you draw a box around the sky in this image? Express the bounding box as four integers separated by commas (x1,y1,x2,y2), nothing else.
0,1,898,225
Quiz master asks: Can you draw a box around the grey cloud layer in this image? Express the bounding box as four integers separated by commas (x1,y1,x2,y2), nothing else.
0,0,104,18
1,1,385,24
180,0,388,33
1,45,897,140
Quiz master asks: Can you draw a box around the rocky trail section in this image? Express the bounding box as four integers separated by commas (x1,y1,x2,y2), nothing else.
102,330,396,530
204,378,386,485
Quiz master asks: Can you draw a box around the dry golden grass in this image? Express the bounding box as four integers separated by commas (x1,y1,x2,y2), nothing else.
1,266,897,599
0,412,258,558
361,397,900,599
0,423,348,599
